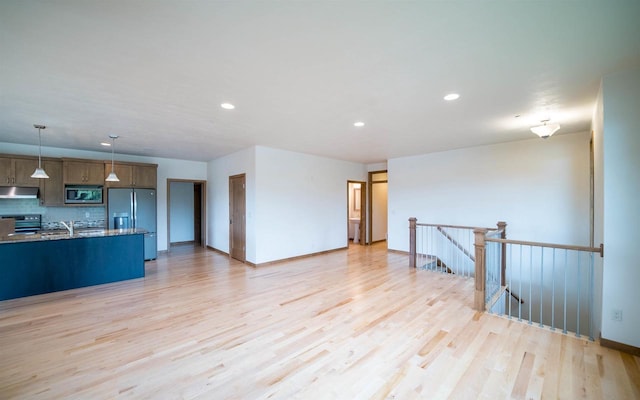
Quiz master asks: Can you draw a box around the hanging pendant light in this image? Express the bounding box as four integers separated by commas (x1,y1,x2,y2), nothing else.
105,134,120,182
31,124,49,179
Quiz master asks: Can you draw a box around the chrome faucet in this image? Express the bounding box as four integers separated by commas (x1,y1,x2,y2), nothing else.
60,221,74,236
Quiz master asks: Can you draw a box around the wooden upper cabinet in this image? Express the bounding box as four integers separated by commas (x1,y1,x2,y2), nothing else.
63,160,104,185
0,157,14,185
104,162,157,188
40,159,63,206
0,156,40,187
104,163,132,188
133,165,157,188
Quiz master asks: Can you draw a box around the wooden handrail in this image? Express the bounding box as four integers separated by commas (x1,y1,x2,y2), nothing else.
485,237,604,257
436,226,475,261
416,222,497,231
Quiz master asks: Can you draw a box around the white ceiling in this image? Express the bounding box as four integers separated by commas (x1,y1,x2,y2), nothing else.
1,1,639,163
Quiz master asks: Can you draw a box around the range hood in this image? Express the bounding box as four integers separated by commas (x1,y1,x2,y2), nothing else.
0,187,39,199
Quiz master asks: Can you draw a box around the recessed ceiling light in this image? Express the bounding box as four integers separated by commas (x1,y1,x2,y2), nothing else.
444,93,460,101
221,103,235,110
100,142,111,147
354,121,365,127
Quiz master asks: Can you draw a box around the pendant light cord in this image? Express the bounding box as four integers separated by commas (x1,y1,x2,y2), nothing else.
37,127,43,168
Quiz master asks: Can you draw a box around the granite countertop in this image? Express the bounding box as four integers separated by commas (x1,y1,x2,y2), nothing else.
0,228,147,244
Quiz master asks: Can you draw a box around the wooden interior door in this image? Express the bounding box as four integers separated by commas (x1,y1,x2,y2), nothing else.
229,174,246,262
193,183,202,246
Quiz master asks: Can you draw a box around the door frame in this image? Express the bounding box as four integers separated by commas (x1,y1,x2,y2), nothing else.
368,170,388,245
166,178,207,251
229,174,246,262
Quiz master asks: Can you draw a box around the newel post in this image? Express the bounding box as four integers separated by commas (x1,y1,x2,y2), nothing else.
409,218,417,268
497,221,507,287
473,228,488,311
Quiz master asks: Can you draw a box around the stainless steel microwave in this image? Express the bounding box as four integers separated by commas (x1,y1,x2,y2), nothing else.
64,186,103,204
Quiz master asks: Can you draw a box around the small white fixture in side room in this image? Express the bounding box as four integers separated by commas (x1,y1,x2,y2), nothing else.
105,134,120,182
221,103,235,110
354,121,365,127
31,124,49,179
530,119,560,139
444,93,460,101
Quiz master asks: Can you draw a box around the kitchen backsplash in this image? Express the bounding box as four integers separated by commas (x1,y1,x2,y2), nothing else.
0,199,106,230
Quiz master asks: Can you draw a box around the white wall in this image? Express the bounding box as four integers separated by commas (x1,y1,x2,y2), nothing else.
367,162,388,172
169,182,194,243
387,132,591,252
254,146,366,264
0,142,208,251
600,68,640,347
207,147,256,261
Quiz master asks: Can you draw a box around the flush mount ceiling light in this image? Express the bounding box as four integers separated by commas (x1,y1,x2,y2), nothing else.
530,120,560,139
100,142,111,147
444,93,460,101
353,121,365,127
31,124,49,179
105,134,120,182
221,103,235,110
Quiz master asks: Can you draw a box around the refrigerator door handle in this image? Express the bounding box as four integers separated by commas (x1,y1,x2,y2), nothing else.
131,191,136,229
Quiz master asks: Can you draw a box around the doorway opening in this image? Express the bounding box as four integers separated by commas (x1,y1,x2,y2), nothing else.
167,179,207,250
347,180,366,246
368,171,388,246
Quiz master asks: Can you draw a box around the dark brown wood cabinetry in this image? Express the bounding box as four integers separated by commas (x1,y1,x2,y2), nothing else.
0,156,40,187
63,160,104,185
39,160,63,206
1,154,157,203
104,162,157,188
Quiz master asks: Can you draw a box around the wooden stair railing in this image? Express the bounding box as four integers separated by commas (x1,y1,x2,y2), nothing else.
436,226,475,262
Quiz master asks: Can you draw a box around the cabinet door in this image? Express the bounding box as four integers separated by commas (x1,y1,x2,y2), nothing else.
0,157,13,185
84,162,105,185
104,163,132,187
133,165,157,188
13,158,40,187
40,160,63,206
64,161,87,184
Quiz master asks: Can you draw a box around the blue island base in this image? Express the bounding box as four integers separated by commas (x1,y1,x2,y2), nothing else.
0,234,145,301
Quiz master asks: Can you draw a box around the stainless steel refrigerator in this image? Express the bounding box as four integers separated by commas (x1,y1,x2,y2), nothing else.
108,188,157,260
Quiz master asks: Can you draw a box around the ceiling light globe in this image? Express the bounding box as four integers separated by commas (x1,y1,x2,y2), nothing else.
444,93,460,101
530,122,560,139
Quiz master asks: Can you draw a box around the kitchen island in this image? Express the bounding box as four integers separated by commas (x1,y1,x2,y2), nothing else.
0,229,145,301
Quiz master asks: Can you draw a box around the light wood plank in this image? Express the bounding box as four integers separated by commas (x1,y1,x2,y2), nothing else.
0,244,638,399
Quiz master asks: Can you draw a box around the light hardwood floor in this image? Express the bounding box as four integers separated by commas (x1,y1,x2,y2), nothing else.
1,244,638,399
